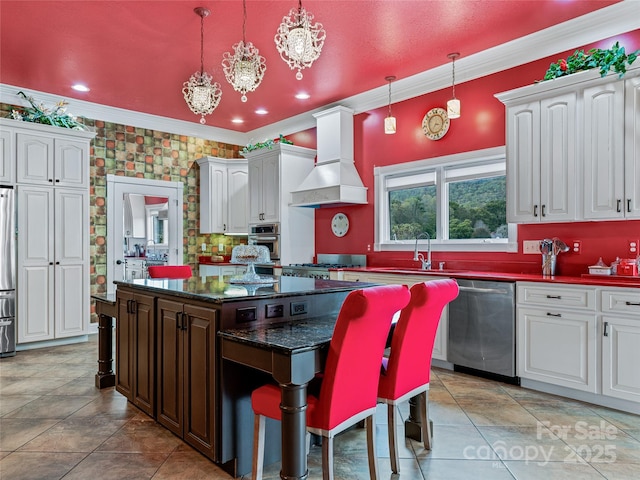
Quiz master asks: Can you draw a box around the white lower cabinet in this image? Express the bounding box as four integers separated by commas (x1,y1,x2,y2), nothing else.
198,264,246,279
339,271,449,361
600,288,640,403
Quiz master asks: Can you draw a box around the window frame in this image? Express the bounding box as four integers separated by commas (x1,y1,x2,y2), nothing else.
374,146,517,253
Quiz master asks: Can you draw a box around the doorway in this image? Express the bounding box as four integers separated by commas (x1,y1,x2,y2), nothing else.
106,175,184,294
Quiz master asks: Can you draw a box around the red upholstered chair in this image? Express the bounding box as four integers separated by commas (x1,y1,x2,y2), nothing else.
378,279,459,473
251,284,411,480
146,265,193,279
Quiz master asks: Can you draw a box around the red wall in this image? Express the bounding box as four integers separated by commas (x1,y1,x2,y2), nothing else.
305,31,640,275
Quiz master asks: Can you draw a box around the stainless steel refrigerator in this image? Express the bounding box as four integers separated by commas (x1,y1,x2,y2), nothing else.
0,186,16,357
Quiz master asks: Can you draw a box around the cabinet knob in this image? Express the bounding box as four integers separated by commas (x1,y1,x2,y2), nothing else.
49,262,54,265
55,179,60,183
116,260,123,265
48,179,53,183
55,261,60,265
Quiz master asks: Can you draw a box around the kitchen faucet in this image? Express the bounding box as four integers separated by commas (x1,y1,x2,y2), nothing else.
413,232,431,270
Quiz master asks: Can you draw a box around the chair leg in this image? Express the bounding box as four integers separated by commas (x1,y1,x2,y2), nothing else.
365,415,380,480
387,404,399,474
418,391,432,450
322,435,335,480
252,414,265,480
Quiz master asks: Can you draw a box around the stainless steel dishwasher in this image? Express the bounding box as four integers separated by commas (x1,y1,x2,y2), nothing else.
447,279,518,383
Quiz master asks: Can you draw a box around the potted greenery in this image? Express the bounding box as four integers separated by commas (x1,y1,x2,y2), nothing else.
10,91,88,130
542,42,639,81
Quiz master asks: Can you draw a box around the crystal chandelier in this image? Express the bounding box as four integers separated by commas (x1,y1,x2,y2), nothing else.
384,76,396,134
274,0,326,80
182,7,222,124
447,52,461,119
222,0,266,102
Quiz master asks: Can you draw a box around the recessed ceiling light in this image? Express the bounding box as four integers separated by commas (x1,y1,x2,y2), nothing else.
255,108,268,115
295,92,310,100
231,118,244,124
71,84,90,92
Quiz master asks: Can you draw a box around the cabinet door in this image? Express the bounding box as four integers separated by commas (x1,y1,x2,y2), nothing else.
0,128,14,184
133,293,156,416
201,163,227,233
506,102,540,223
183,303,217,459
540,93,576,222
16,132,53,185
248,160,263,223
226,167,248,233
116,291,134,400
602,316,640,402
157,298,184,436
518,307,597,392
55,138,88,188
16,186,54,343
583,81,625,219
54,263,87,337
260,155,280,222
625,76,640,219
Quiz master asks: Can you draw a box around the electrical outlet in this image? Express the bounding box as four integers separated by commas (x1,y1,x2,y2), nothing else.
523,240,540,254
629,239,639,256
218,243,224,252
572,240,581,254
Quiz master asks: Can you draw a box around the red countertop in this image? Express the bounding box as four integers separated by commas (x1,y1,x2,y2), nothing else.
337,267,640,288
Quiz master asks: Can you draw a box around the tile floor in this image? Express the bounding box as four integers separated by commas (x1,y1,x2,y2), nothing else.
1,335,639,479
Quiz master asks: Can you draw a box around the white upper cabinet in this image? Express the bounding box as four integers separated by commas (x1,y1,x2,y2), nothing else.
497,64,640,223
0,127,15,184
197,157,248,234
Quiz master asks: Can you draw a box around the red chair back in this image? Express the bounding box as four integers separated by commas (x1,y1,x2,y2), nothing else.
379,279,459,400
147,265,193,279
315,284,410,431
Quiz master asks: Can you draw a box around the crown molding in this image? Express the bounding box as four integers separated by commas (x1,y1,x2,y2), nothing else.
2,1,638,145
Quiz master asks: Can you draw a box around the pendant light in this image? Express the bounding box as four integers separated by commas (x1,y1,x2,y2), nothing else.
222,0,266,102
182,7,223,124
384,76,396,135
274,0,326,80
447,52,460,119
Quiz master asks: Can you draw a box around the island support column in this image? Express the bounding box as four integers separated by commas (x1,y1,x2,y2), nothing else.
92,294,117,389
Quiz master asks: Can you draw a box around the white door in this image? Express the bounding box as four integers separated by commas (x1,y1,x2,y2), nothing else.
17,185,54,342
106,175,183,295
55,138,89,188
226,166,248,233
625,76,640,219
261,154,280,223
0,128,14,184
16,132,53,185
602,316,640,402
248,159,263,223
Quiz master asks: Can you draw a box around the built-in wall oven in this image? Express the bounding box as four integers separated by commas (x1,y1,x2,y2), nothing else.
248,223,280,262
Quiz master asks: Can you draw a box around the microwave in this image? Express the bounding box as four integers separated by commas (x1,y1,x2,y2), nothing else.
248,223,280,261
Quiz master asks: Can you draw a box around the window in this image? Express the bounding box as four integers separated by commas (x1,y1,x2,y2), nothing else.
374,147,516,252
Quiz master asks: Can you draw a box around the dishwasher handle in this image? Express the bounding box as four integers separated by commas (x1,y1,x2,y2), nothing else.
457,285,511,295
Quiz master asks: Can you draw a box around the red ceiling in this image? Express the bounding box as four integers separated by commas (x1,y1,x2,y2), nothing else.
0,1,620,132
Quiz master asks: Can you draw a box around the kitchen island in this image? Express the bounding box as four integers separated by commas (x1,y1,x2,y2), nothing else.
112,275,375,478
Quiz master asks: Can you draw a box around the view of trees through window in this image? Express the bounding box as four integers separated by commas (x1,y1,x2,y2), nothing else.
389,175,507,240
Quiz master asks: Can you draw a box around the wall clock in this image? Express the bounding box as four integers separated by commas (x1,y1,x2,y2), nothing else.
422,107,450,140
331,213,349,237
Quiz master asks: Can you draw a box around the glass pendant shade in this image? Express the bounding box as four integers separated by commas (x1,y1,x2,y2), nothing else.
275,1,326,80
182,7,222,124
385,116,397,134
222,0,266,102
447,98,461,119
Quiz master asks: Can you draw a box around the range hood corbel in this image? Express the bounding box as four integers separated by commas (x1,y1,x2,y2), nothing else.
290,106,368,208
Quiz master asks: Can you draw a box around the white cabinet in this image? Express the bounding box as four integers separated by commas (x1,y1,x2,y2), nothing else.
600,288,640,402
124,258,146,281
198,264,246,279
0,128,15,184
497,64,640,223
338,271,449,362
1,119,95,345
197,157,248,234
504,93,576,223
15,131,89,188
17,186,89,342
242,144,316,265
517,283,597,392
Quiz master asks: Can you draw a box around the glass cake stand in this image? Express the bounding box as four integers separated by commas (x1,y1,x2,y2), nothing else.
229,245,276,284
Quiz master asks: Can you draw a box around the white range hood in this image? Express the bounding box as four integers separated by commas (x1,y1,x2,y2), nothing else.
290,106,368,208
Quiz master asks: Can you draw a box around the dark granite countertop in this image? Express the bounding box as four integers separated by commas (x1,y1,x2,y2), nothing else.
219,316,337,354
114,276,376,304
91,292,117,305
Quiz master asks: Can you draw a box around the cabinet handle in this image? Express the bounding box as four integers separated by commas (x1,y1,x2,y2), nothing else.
55,261,60,265
130,300,137,314
603,321,609,337
546,295,562,299
541,204,546,217
176,312,182,330
533,205,538,217
546,312,562,317
48,178,53,183
181,313,188,331
617,199,622,213
625,301,640,306
49,262,54,266
627,199,632,213
126,299,132,314
55,179,60,183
